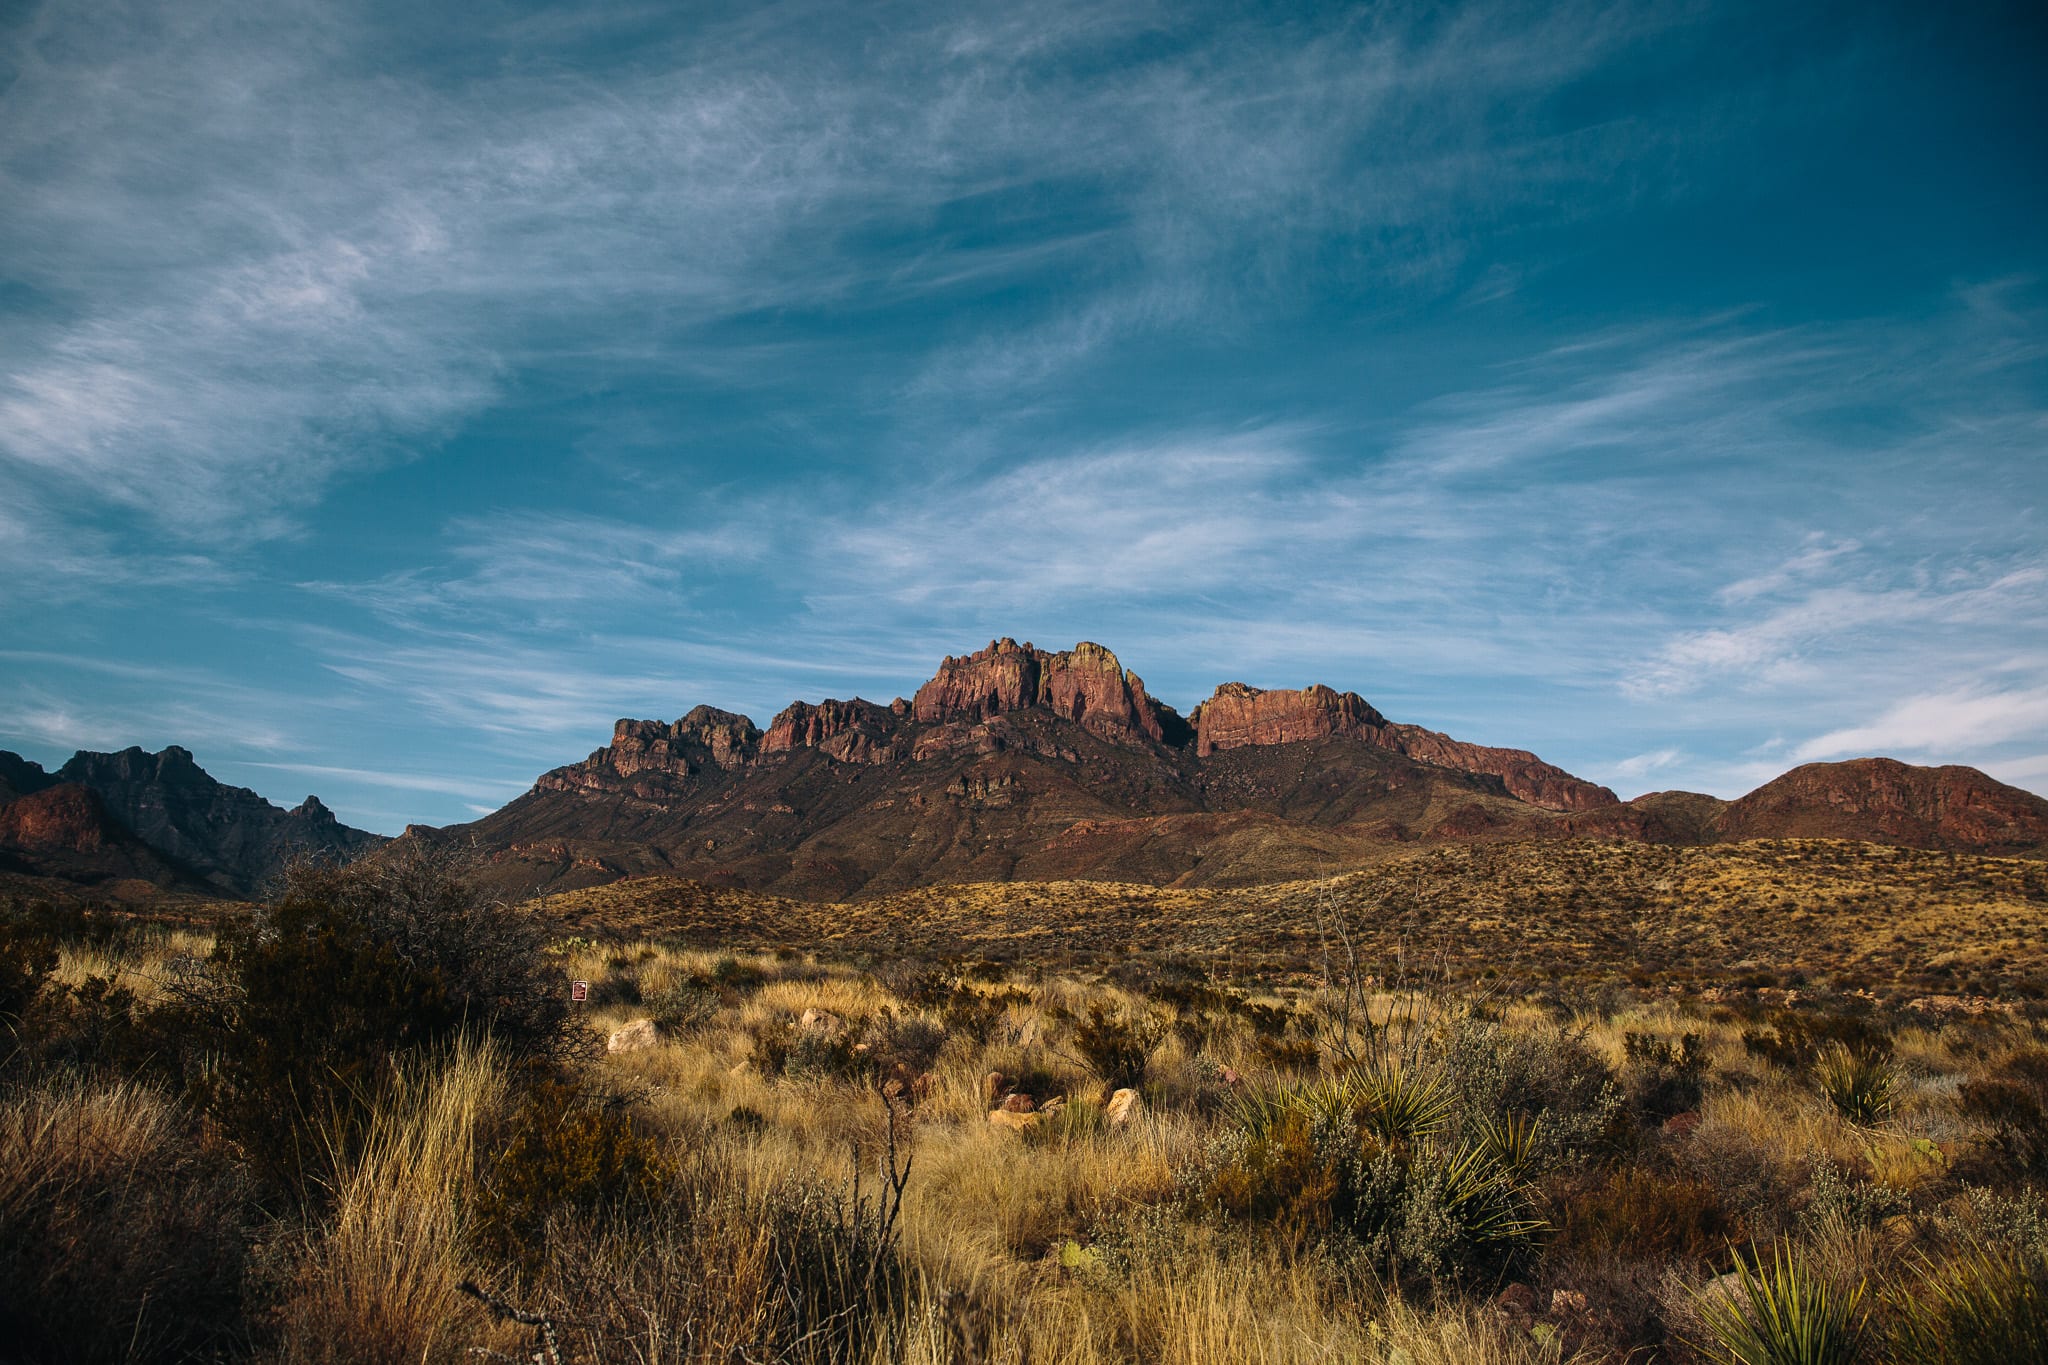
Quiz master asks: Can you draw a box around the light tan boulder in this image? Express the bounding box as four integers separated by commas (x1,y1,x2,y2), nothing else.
799,1007,843,1034
1106,1087,1142,1126
988,1109,1040,1132
607,1019,659,1054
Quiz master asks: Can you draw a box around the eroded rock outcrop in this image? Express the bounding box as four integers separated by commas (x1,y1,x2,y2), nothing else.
1716,758,2048,853
762,698,899,764
913,639,1186,744
1191,683,1616,812
1192,682,1385,754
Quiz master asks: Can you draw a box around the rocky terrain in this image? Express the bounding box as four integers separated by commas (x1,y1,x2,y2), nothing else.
0,746,381,896
408,638,2048,899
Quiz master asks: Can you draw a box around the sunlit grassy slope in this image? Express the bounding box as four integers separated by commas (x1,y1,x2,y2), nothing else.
534,838,2048,995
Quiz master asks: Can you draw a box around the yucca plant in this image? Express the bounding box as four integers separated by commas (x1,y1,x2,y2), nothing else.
1691,1239,1870,1365
1349,1060,1453,1146
1475,1111,1544,1183
1887,1244,2048,1365
1815,1043,1897,1124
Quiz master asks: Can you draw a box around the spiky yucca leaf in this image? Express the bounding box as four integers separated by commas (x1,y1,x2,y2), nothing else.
1475,1112,1543,1183
1350,1061,1453,1146
1814,1043,1897,1125
1692,1240,1869,1365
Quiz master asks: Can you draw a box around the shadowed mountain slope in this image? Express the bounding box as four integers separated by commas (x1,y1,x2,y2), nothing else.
417,638,2048,900
0,746,383,896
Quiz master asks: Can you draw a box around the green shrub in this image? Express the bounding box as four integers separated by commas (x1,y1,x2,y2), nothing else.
1691,1239,1870,1364
646,974,720,1034
710,955,767,992
1887,1244,2048,1365
1814,1043,1897,1124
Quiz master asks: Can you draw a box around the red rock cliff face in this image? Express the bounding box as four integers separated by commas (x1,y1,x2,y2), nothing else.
1192,682,1385,754
762,699,898,764
0,783,115,853
539,706,761,796
912,639,1180,743
1192,683,1616,812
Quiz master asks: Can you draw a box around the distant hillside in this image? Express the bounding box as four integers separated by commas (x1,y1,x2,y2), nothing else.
0,746,383,897
407,637,2046,901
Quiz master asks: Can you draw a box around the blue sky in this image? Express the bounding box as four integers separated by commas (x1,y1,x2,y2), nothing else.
2,0,2044,834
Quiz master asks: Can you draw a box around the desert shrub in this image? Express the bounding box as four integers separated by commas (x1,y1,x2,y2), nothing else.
1690,1239,1871,1364
645,973,721,1034
865,1009,948,1076
1886,1243,2048,1365
1624,1031,1709,1123
784,1024,864,1080
1742,1011,1891,1075
709,954,767,992
0,1079,252,1364
1201,1109,1348,1239
1800,1154,1909,1243
473,1078,672,1271
1814,1043,1898,1123
1069,1001,1167,1088
1557,1167,1745,1263
1958,1050,2048,1175
0,907,58,1039
1440,1016,1621,1164
1255,1031,1321,1070
941,983,1029,1045
1203,1080,1542,1282
584,968,642,1007
201,847,575,1199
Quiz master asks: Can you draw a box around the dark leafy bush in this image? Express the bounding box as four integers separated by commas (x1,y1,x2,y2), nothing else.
1742,1011,1891,1074
474,1078,672,1272
710,955,767,992
201,846,576,1198
1959,1049,2048,1176
0,908,58,1039
1069,1001,1166,1089
1624,1032,1709,1123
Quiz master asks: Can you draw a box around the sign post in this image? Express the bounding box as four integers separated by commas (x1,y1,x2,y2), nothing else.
571,979,589,1003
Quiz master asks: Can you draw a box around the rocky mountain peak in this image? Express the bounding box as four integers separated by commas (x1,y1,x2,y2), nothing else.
911,638,1186,744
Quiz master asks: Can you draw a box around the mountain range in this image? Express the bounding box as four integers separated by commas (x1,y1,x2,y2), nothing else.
0,745,383,897
5,637,2046,902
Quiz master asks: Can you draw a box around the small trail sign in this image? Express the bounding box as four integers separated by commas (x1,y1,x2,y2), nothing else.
571,980,589,1003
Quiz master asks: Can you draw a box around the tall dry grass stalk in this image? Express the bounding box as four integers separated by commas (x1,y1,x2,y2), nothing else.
276,1039,505,1365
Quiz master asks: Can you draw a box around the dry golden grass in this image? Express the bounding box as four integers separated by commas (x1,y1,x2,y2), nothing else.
8,867,2048,1365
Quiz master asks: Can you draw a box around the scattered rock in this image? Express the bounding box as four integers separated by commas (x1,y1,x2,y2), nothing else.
1494,1283,1538,1329
1219,1067,1243,1087
607,1019,659,1054
799,1007,843,1034
988,1109,1039,1132
1550,1289,1588,1317
1106,1088,1142,1126
983,1071,1009,1105
998,1092,1035,1114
